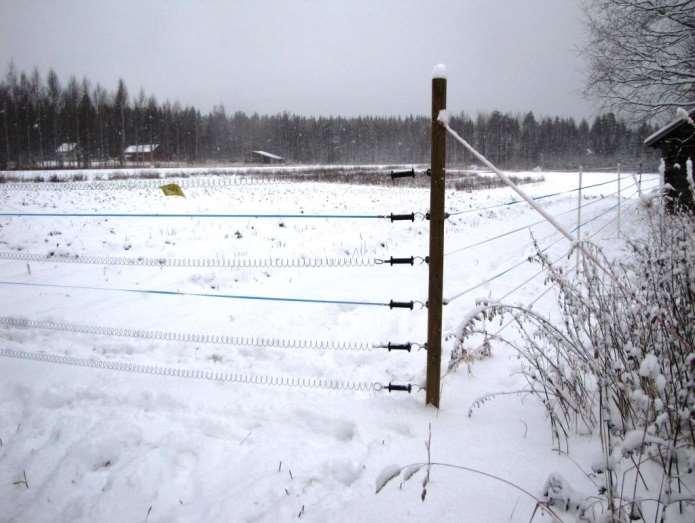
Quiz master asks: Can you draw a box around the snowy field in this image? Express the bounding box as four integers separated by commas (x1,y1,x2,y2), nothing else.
0,169,661,522
1,164,425,182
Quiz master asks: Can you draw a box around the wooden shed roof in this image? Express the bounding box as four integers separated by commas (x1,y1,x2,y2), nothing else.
124,144,160,154
644,108,695,148
251,150,284,161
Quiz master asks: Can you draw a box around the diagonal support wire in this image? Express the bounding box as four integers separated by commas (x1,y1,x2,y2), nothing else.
447,175,637,217
444,181,647,257
443,188,640,304
440,115,577,244
438,114,663,304
443,204,628,379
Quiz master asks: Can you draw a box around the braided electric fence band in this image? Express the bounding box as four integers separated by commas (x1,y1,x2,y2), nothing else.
0,252,379,269
0,348,381,392
0,175,292,192
0,316,376,352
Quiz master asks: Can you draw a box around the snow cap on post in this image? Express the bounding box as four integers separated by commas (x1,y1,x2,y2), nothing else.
432,63,447,79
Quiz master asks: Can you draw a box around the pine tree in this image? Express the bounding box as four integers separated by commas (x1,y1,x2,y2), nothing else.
113,79,128,164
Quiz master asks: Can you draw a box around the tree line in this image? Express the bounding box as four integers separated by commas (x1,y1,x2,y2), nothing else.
0,65,660,170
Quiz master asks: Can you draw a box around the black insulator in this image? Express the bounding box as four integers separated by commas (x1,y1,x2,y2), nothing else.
387,343,412,352
389,300,414,310
389,213,415,222
389,256,415,266
386,383,413,393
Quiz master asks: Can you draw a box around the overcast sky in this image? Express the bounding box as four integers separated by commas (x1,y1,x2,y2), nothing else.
0,0,594,119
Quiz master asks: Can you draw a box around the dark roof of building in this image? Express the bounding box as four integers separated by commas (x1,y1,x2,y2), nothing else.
251,150,284,160
644,108,695,147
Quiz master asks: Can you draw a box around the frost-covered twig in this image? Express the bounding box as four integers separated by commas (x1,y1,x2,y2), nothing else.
376,461,564,522
12,470,28,489
467,390,534,418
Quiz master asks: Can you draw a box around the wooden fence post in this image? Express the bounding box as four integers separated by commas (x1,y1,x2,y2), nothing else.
426,67,447,408
616,162,622,236
576,166,583,272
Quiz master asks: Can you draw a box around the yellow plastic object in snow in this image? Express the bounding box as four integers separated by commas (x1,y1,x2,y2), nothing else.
160,183,186,197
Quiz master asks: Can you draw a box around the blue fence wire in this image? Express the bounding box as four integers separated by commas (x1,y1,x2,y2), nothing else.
0,212,389,220
0,280,395,307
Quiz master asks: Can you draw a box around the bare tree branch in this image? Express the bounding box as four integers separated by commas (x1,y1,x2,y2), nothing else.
581,0,695,121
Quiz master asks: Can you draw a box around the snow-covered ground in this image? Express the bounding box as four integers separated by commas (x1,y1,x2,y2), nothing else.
0,169,660,522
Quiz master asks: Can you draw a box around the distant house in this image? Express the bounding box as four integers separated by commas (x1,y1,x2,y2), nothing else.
124,144,162,162
644,108,695,211
249,150,285,164
56,142,79,164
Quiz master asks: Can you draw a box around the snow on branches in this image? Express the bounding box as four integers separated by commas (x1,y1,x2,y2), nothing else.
582,0,695,121
454,207,695,521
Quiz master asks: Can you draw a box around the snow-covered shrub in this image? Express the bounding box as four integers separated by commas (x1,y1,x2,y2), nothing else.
452,210,695,521
375,424,564,521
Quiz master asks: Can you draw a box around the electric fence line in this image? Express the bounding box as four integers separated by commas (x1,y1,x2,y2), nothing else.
0,316,392,352
443,205,626,372
443,186,621,256
468,211,622,341
0,348,384,392
0,253,389,269
0,280,429,311
447,175,637,217
443,193,636,304
493,210,622,305
0,175,295,192
0,184,656,271
0,165,427,192
0,211,394,220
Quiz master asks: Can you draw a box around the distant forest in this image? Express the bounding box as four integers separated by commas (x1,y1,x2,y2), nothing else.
0,65,660,170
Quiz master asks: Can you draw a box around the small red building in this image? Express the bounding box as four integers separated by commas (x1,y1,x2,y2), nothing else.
55,142,80,166
124,144,163,163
